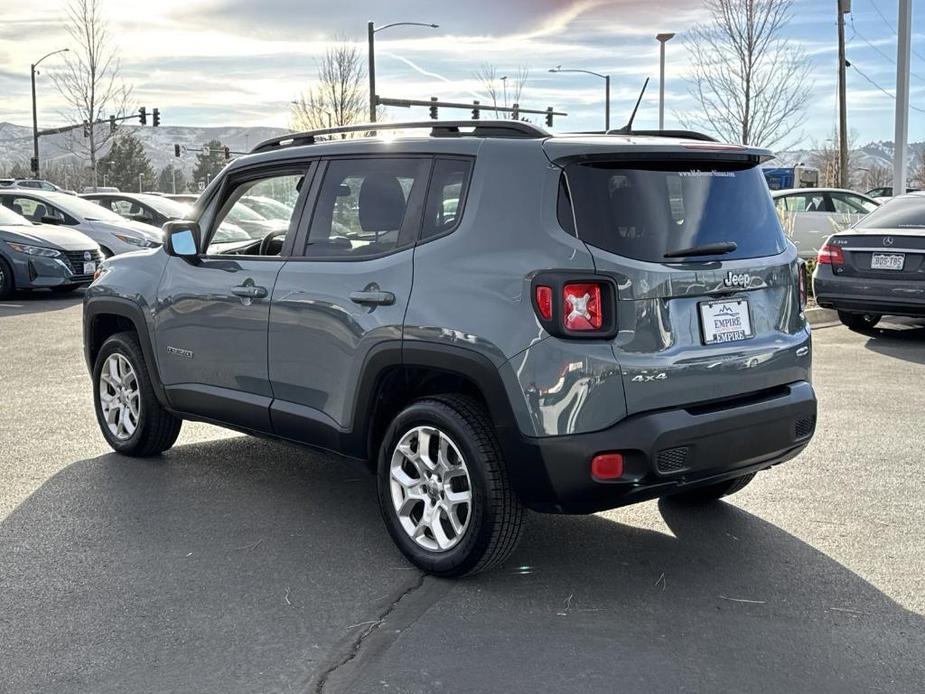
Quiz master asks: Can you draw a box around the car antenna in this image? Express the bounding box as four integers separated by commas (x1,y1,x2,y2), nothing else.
609,78,650,134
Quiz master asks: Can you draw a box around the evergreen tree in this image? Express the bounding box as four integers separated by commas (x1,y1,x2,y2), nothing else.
191,140,229,189
99,132,156,192
156,165,187,194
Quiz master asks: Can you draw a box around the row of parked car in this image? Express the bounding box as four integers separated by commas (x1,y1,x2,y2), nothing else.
0,186,296,299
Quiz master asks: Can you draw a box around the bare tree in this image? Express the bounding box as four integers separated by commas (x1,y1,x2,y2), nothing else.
680,0,811,148
861,162,893,192
291,40,376,132
474,64,529,118
810,130,856,188
909,149,925,189
52,0,130,190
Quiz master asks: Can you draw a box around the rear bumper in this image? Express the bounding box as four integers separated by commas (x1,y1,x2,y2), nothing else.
505,381,816,514
814,273,925,317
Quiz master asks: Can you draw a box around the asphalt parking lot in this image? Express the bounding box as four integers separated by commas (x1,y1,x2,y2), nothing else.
1,291,923,694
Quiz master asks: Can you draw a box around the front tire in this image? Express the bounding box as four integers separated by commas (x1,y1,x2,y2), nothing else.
93,332,182,456
667,472,756,505
377,395,523,577
838,310,881,332
0,257,15,300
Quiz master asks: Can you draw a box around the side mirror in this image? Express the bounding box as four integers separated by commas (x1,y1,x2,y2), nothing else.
164,221,201,259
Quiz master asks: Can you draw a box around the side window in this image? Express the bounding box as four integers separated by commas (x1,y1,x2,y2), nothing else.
206,173,305,256
8,197,65,223
781,195,806,212
831,193,877,214
305,158,428,258
421,158,472,240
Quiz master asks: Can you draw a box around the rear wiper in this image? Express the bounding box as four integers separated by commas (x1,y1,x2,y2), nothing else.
664,241,737,258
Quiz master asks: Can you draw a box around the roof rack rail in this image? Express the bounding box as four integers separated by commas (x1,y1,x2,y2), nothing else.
251,120,550,154
603,128,718,142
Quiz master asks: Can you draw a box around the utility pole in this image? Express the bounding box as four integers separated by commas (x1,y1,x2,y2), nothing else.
837,0,850,189
893,0,912,196
656,33,675,130
367,22,377,122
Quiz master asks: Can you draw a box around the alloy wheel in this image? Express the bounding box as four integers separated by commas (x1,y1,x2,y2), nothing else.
98,353,141,440
389,425,473,552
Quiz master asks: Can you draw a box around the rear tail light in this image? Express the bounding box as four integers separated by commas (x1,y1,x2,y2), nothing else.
798,263,807,310
591,453,624,480
817,243,844,266
562,282,602,331
531,274,616,338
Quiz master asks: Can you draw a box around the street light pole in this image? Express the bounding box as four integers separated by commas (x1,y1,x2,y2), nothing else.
656,33,675,130
30,47,69,178
837,1,850,188
548,66,610,130
893,0,912,196
367,20,438,123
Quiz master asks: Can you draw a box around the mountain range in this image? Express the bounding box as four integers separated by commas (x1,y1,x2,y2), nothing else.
1,121,921,182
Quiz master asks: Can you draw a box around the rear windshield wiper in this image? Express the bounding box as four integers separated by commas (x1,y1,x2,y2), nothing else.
664,241,738,258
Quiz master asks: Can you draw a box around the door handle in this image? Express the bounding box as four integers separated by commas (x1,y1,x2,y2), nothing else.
231,284,268,298
349,290,395,306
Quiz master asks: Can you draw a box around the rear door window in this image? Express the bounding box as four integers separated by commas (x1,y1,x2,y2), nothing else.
420,158,472,241
855,197,925,230
305,158,429,258
564,161,787,261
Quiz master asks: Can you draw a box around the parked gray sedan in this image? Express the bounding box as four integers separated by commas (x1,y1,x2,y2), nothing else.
814,192,925,331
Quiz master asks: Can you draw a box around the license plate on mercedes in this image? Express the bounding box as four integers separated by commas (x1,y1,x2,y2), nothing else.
871,253,904,271
700,299,753,344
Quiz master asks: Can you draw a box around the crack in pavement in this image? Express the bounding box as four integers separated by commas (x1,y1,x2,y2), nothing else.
309,571,426,694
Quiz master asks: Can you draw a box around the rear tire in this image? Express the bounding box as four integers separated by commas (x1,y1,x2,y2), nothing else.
0,257,15,300
667,472,756,505
377,394,524,577
838,311,881,332
93,332,182,456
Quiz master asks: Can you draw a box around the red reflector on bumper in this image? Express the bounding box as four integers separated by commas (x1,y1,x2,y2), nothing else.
591,453,624,480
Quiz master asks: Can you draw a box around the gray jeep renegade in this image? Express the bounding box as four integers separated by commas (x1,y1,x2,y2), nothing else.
83,121,816,576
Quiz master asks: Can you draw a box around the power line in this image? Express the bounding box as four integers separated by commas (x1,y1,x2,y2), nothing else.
868,0,925,64
849,61,925,114
849,17,925,82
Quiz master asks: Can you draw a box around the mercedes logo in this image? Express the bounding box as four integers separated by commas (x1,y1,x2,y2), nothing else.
883,236,894,246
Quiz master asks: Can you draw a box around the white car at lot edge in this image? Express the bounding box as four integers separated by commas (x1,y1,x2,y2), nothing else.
772,187,879,259
771,188,880,259
0,190,162,257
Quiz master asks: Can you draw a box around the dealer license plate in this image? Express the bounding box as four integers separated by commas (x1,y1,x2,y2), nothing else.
699,299,753,344
83,261,97,274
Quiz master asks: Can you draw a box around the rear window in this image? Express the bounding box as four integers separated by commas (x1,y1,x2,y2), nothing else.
855,197,925,230
563,161,786,261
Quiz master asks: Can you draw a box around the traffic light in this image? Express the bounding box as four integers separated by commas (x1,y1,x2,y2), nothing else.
472,100,480,120
152,108,160,127
174,144,181,157
138,106,147,125
223,146,231,160
109,115,116,133
545,107,554,127
511,103,520,120
429,97,438,120
82,120,90,137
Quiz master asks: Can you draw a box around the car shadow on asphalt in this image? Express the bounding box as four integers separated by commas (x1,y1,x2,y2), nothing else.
0,288,85,317
2,436,923,694
862,318,925,365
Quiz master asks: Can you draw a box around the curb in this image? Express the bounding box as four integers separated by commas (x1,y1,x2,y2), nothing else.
806,307,839,327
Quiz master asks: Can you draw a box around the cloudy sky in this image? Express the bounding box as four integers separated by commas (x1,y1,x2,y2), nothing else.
1,0,923,146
